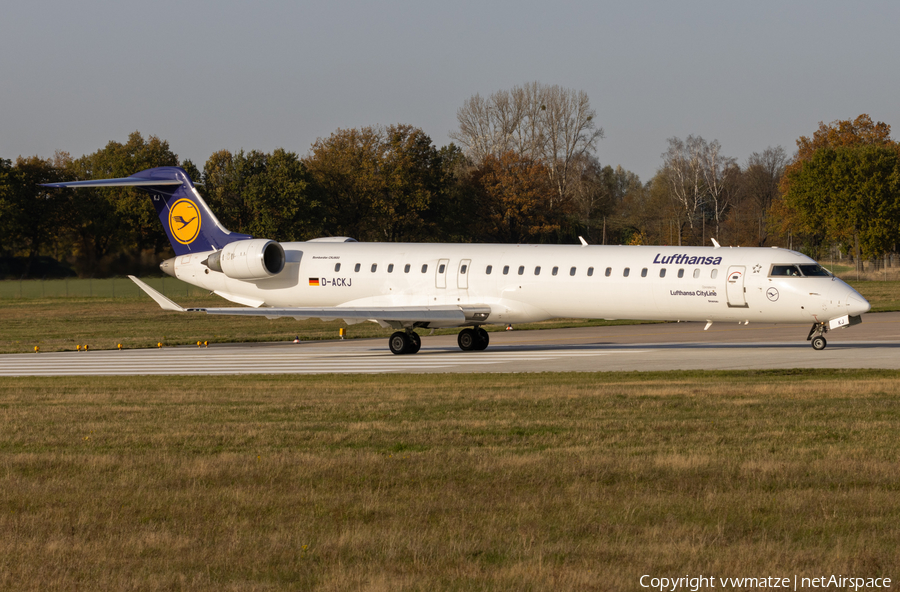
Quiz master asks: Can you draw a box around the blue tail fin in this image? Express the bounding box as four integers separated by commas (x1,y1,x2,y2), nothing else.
44,166,251,256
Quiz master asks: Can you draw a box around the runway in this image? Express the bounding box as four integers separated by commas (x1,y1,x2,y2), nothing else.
3,312,900,376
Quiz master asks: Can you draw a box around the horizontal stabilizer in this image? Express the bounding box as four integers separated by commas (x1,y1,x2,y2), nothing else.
44,167,250,256
42,178,182,189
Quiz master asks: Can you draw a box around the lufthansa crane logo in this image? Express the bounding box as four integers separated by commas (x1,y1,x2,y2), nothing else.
168,199,201,244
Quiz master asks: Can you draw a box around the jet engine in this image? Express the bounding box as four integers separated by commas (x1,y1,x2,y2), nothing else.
203,239,285,280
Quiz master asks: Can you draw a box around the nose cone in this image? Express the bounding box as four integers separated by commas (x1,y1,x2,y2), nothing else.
847,292,871,316
159,257,177,278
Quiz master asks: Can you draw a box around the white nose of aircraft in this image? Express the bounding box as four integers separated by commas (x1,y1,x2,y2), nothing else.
847,292,871,316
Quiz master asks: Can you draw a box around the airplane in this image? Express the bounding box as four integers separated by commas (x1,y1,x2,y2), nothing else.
44,166,871,354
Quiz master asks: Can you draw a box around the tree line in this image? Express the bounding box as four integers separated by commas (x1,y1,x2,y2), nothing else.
1,82,898,278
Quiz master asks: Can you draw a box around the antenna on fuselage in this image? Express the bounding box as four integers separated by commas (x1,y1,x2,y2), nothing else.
711,238,721,249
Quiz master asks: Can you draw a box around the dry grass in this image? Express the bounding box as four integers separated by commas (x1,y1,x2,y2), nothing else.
847,281,900,312
832,262,900,282
0,296,651,354
1,370,899,590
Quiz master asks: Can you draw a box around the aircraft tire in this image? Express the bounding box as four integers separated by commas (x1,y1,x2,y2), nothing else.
474,327,489,351
408,332,421,354
389,331,411,355
811,336,827,351
457,328,476,351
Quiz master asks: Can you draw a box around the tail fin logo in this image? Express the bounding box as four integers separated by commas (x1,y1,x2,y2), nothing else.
168,199,201,244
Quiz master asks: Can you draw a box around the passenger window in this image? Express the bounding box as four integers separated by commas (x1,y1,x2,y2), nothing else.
659,269,666,278
693,268,700,279
711,269,718,279
623,267,630,277
605,267,612,277
438,263,445,273
569,267,576,276
518,266,525,275
354,263,361,272
404,264,410,273
334,263,341,272
641,268,648,277
387,264,394,273
460,264,468,274
677,269,684,278
371,264,377,272
503,265,510,275
552,266,559,276
587,267,594,277
486,265,492,274
534,266,541,275
421,264,428,273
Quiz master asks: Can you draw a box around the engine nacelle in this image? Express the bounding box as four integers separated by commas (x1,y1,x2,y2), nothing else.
203,239,285,280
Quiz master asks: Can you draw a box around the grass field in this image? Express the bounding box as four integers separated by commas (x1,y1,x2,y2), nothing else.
1,277,898,354
0,276,207,299
0,293,652,354
1,370,898,590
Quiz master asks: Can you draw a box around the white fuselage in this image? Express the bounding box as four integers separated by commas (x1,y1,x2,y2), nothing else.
168,242,870,328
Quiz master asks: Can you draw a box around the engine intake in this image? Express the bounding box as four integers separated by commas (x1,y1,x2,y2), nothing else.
203,239,285,280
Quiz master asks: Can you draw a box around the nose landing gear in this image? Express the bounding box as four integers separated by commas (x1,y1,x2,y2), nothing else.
807,322,828,350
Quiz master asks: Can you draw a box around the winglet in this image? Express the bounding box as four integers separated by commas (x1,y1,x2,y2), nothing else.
128,275,186,312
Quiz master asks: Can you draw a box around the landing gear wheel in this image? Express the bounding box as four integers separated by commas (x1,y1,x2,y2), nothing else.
811,336,827,351
457,328,476,351
389,331,411,355
408,332,421,354
474,327,489,351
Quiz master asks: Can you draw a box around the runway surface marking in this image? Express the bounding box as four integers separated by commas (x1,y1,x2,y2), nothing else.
0,346,637,376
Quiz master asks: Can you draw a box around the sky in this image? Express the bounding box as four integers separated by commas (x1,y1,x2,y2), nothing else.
2,0,899,183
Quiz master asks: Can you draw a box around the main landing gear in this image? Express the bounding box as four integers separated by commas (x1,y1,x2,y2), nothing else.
389,330,421,355
807,322,828,351
457,327,489,351
387,327,490,355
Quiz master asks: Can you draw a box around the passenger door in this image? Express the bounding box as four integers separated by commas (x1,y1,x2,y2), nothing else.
726,265,749,308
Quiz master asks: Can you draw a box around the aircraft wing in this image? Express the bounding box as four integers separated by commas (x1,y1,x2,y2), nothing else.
128,275,490,325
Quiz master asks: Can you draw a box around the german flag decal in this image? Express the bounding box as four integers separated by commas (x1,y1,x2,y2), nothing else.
308,278,320,287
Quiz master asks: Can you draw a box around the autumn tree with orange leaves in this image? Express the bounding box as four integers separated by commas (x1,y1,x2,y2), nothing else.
466,152,562,243
773,115,900,263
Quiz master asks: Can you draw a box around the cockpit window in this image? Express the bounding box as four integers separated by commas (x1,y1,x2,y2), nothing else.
798,264,831,277
770,265,801,277
770,264,831,277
